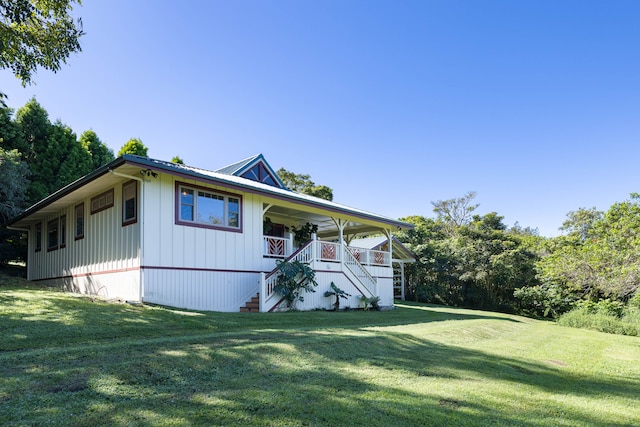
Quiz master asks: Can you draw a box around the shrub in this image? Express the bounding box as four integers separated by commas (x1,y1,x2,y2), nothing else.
272,260,318,309
558,306,639,336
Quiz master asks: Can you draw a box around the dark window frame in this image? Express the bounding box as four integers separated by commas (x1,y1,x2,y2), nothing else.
90,189,114,215
35,222,42,252
174,181,242,233
59,215,67,248
75,203,85,240
47,218,59,251
122,180,138,226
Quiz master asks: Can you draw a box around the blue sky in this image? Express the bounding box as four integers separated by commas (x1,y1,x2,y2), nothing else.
3,0,640,236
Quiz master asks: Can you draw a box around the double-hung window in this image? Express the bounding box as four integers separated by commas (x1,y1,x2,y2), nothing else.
75,203,85,240
177,183,241,231
59,215,67,248
122,181,138,226
47,219,59,251
35,223,42,252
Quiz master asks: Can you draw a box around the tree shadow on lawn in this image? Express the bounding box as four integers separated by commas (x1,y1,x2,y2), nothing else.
0,285,521,353
1,328,638,426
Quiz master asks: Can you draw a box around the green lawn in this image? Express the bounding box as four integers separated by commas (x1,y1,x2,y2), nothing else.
1,274,639,426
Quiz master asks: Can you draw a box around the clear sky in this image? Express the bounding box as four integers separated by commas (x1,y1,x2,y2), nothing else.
3,0,640,236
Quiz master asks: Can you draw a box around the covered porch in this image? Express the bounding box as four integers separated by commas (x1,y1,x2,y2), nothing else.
254,200,409,312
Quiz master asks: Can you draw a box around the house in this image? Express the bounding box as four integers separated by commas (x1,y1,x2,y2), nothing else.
7,154,414,312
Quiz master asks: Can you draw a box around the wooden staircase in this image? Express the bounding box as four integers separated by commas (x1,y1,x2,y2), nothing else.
240,293,260,312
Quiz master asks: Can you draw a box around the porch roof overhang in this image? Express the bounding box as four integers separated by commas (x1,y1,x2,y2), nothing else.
349,236,417,262
8,155,414,234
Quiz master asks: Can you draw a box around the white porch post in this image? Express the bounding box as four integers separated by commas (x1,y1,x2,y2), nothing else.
400,261,406,300
311,232,317,261
384,229,393,266
333,218,348,264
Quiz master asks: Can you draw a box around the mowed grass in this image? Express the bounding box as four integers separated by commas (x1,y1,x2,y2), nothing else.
1,275,639,426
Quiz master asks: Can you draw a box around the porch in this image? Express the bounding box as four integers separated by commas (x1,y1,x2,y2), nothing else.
257,235,393,312
263,235,391,267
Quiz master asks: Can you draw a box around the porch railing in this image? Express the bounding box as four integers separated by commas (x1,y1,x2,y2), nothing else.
263,236,293,258
342,245,377,296
260,240,314,311
347,247,391,266
262,235,391,267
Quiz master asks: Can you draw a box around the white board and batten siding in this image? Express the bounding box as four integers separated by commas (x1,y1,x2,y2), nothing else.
142,175,268,312
28,182,141,302
283,264,395,312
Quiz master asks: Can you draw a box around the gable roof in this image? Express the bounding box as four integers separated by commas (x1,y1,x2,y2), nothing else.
8,154,413,234
215,154,287,189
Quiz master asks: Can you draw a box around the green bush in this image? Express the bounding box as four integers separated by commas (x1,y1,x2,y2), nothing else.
558,306,639,336
628,292,640,309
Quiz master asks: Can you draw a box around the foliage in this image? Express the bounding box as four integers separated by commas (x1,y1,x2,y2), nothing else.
276,167,333,201
559,207,603,241
397,209,541,313
513,283,576,318
118,137,148,157
79,130,114,169
324,282,351,311
291,222,317,247
432,191,479,235
360,295,381,310
0,97,105,264
171,155,184,164
0,148,29,223
558,305,639,336
272,259,318,308
0,0,84,86
537,194,640,304
38,120,92,193
0,148,30,264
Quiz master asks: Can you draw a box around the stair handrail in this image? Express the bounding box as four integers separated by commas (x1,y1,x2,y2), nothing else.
261,240,314,312
342,243,377,296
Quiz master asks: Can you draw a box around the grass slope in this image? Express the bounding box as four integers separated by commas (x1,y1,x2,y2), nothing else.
1,275,639,426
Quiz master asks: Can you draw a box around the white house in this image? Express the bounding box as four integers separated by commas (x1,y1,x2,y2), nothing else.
8,154,414,312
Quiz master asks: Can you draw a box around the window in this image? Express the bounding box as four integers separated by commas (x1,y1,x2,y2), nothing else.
241,162,278,187
59,215,67,248
47,219,59,251
90,189,114,214
75,203,85,240
176,183,241,231
122,181,138,226
35,223,42,252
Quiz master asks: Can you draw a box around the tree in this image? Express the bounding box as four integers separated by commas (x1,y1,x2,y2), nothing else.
431,191,479,235
0,105,21,147
171,155,184,164
276,167,333,201
14,97,51,163
32,120,91,198
0,148,29,223
0,148,30,264
118,138,148,157
530,194,640,316
79,130,114,169
559,207,603,241
0,0,84,87
397,210,540,313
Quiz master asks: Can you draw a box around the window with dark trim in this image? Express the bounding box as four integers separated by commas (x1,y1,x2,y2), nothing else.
47,219,59,251
241,162,279,187
176,183,242,231
90,189,114,214
35,222,42,252
122,180,138,226
75,203,85,240
59,215,67,248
